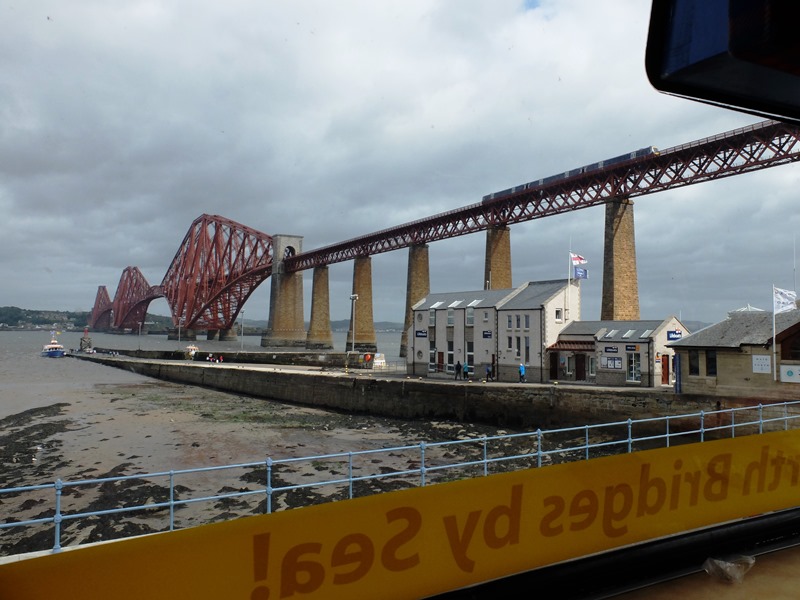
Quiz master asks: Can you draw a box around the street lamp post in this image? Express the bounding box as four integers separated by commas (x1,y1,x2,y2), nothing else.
349,294,358,354
240,309,245,352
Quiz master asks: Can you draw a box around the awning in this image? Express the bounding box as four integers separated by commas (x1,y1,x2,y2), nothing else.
547,341,595,352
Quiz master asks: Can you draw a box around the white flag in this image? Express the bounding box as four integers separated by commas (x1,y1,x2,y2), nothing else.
773,286,797,314
570,252,587,265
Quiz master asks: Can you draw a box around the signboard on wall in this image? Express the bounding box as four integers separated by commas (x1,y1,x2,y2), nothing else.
482,331,492,339
780,365,800,383
602,356,622,369
667,330,682,341
753,355,772,374
415,330,428,338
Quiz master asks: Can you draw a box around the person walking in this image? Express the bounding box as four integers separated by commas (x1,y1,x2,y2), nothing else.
455,360,462,380
463,362,469,380
519,363,526,383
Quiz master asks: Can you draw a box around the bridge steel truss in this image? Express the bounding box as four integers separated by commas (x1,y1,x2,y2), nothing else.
111,266,165,331
88,286,113,330
284,119,800,272
160,214,274,331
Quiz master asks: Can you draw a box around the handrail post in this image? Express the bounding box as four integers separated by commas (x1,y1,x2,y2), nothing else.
700,410,705,442
759,404,764,434
536,429,542,468
584,426,590,460
53,479,63,552
482,437,488,477
666,415,671,448
348,452,354,499
731,407,736,438
266,457,273,514
169,470,175,531
627,419,633,453
420,442,427,487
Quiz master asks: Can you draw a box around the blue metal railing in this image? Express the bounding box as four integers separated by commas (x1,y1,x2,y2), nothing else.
2,400,799,555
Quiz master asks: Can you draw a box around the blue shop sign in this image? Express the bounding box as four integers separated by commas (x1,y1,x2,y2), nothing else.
604,346,618,353
667,330,683,341
483,331,493,339
415,330,428,338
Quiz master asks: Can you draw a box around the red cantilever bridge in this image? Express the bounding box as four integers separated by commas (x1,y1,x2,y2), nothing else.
90,119,800,334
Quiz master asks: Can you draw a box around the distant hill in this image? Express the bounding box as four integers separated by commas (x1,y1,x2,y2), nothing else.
0,306,406,333
0,306,90,329
0,305,707,336
330,319,404,331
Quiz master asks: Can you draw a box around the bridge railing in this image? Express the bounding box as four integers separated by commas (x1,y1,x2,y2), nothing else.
2,400,798,555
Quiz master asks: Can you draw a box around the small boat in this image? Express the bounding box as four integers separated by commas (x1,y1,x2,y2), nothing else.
41,338,67,358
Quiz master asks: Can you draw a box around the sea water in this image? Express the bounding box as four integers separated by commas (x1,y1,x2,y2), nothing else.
0,329,405,420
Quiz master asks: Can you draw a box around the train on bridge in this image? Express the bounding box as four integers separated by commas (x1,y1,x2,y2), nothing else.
482,145,660,202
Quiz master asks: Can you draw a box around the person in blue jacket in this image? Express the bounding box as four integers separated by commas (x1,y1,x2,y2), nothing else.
519,363,526,383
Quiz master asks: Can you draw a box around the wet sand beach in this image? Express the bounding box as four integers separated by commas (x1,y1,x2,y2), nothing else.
1,340,523,555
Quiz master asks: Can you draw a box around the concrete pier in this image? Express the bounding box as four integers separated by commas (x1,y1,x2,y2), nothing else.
306,265,334,350
602,198,640,320
262,235,306,347
484,226,512,289
167,328,196,341
400,244,430,358
347,256,377,353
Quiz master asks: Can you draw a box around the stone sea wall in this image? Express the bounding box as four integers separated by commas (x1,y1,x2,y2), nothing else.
79,355,733,430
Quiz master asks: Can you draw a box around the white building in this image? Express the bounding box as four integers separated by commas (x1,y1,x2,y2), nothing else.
406,279,580,382
547,317,688,387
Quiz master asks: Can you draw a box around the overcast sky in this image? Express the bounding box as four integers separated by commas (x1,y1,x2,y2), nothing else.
2,1,798,329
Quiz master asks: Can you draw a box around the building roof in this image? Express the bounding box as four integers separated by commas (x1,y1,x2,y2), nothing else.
498,279,569,310
669,310,800,349
412,279,569,311
559,319,670,342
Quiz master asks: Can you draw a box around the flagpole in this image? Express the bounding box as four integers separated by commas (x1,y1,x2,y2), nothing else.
567,250,572,321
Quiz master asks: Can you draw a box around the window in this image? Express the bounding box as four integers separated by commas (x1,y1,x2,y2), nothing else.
429,309,436,326
622,330,636,338
466,342,474,376
447,308,454,326
588,356,596,376
688,350,700,376
507,336,513,350
483,311,489,322
516,336,521,357
466,307,474,326
627,352,641,382
555,308,563,322
605,329,619,338
524,336,530,363
447,341,454,372
524,314,530,329
428,342,436,372
507,315,513,329
706,350,717,376
515,315,521,329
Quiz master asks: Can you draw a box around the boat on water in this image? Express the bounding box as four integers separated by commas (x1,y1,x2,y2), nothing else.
41,338,67,358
